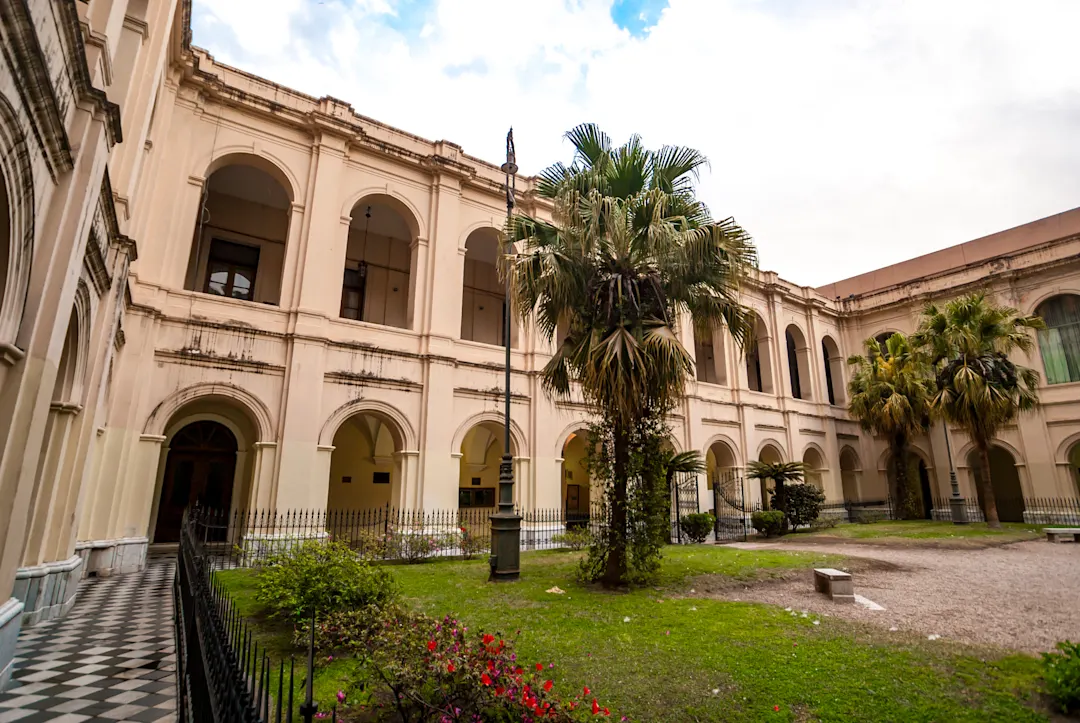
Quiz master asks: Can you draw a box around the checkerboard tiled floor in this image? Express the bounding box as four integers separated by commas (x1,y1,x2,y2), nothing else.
0,557,177,722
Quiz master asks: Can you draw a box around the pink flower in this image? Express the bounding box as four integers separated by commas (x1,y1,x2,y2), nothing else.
337,690,346,704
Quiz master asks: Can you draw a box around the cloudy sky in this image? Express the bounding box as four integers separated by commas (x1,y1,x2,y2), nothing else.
191,0,1080,287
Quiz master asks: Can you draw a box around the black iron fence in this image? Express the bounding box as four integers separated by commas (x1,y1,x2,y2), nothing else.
191,505,614,568
177,509,312,722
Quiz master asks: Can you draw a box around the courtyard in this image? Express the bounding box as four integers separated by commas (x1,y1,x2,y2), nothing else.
211,530,1075,722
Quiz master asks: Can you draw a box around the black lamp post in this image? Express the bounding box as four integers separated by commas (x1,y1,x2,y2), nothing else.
489,128,522,582
942,420,968,524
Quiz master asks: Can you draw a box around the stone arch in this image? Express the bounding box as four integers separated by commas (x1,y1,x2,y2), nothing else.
839,445,861,502
1025,287,1080,317
965,444,1026,523
451,411,527,459
144,382,274,443
319,398,417,451
801,443,827,491
705,436,740,492
64,279,93,405
339,194,417,328
956,437,1025,468
458,219,506,253
0,91,35,350
342,189,424,240
1054,432,1080,465
200,147,299,203
821,334,845,405
554,421,592,459
755,439,786,462
1059,433,1080,496
872,329,903,357
702,433,743,468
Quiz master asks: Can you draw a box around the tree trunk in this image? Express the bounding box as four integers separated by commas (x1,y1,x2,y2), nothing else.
977,443,1001,529
602,424,629,588
891,438,918,520
774,478,788,532
665,468,675,545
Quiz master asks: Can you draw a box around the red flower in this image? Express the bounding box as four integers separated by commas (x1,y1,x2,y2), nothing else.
569,702,576,710
495,686,505,696
592,699,600,715
543,680,553,692
481,673,492,686
447,663,455,673
427,640,436,651
583,686,591,696
487,660,495,672
603,709,610,717
483,634,495,645
515,666,524,675
536,663,543,671
773,705,780,712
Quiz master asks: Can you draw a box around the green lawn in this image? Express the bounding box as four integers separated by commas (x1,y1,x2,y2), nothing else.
216,546,1049,722
781,520,1045,546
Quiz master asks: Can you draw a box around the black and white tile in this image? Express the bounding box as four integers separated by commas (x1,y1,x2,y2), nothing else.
0,557,176,722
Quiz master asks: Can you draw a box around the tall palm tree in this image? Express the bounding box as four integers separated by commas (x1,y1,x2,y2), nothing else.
746,461,806,527
510,124,757,586
846,333,935,519
912,292,1044,527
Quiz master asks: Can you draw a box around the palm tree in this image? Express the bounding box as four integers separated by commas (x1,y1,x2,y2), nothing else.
845,333,935,519
510,124,757,586
746,461,807,527
912,292,1044,527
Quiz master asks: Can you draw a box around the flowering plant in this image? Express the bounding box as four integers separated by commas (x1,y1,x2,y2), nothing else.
457,525,489,561
323,608,616,721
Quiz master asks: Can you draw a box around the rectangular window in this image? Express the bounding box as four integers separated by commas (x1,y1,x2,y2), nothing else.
204,239,259,301
459,488,496,507
341,263,368,320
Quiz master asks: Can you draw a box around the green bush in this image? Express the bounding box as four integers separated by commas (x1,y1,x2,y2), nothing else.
551,526,592,551
751,510,785,538
679,513,715,543
810,515,838,531
784,484,826,531
1043,640,1080,713
256,540,397,622
457,525,489,560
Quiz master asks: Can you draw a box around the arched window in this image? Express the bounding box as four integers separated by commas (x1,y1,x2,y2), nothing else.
185,159,293,305
461,228,516,348
874,332,893,358
785,325,811,400
1036,295,1080,384
821,336,844,406
745,314,773,394
695,324,727,385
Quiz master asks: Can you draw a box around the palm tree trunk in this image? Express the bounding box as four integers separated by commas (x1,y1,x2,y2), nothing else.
891,438,917,520
977,442,1001,529
602,424,629,587
774,478,788,532
665,468,675,544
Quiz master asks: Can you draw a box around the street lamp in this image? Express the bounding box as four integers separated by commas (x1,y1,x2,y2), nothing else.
490,128,522,582
942,420,968,525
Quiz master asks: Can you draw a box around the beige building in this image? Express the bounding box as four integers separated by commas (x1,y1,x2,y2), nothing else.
2,0,1080,689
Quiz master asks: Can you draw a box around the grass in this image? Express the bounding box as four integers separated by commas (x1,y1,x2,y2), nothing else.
217,546,1049,722
781,520,1046,546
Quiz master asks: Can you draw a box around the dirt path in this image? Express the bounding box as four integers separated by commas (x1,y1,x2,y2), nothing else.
715,539,1080,653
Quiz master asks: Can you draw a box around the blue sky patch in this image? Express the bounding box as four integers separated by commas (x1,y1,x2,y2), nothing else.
609,0,669,36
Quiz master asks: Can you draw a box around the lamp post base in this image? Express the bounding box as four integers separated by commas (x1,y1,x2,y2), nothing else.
949,496,969,525
489,453,521,582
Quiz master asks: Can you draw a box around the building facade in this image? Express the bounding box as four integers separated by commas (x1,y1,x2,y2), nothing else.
2,0,1080,690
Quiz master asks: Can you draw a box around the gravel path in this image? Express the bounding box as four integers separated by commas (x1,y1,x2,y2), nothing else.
717,540,1080,653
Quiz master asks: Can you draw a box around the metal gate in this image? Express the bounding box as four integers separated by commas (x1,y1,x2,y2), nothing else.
670,471,701,543
712,471,749,542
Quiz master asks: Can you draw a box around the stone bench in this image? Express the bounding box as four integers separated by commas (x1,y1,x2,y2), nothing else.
814,568,854,602
1046,528,1080,543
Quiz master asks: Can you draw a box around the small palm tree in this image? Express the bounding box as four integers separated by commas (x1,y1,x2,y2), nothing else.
912,292,1044,527
511,124,757,586
661,450,706,543
846,333,935,519
746,460,807,527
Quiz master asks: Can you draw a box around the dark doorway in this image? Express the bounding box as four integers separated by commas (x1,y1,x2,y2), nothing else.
154,421,238,542
970,446,1027,523
918,460,933,520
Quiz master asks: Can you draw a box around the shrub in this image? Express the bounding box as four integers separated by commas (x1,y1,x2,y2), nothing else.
551,527,592,551
458,525,489,560
810,515,838,531
679,513,715,543
784,484,826,531
751,510,785,538
256,540,397,622
1043,640,1080,714
321,607,617,721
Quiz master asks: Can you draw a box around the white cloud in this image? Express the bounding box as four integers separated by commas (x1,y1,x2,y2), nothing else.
190,0,1080,286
